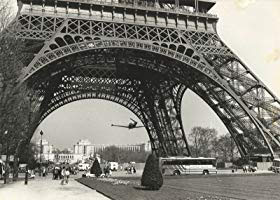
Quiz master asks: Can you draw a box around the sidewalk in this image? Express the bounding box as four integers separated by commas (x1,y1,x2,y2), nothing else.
0,175,110,200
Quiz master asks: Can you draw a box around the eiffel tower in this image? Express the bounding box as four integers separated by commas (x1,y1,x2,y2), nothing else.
15,0,280,158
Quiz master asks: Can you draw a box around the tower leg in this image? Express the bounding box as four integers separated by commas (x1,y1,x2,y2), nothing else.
137,81,191,157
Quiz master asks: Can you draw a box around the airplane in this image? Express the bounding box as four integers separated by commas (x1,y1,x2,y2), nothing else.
111,118,144,129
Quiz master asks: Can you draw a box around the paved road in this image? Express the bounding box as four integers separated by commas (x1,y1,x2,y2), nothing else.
0,175,110,200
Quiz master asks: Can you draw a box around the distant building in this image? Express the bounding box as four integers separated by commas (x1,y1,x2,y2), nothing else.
73,139,92,155
36,139,53,154
73,139,152,157
66,148,74,154
53,154,84,164
35,139,151,164
36,139,55,162
139,141,152,152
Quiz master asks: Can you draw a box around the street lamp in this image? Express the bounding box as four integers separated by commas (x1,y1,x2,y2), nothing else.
24,137,29,185
39,130,43,177
3,130,8,184
25,93,33,184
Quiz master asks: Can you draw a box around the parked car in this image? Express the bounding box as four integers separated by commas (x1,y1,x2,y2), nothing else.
243,165,257,172
249,165,257,172
78,163,90,171
108,162,118,171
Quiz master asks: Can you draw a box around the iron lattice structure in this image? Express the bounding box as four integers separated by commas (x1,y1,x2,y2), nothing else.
15,0,280,158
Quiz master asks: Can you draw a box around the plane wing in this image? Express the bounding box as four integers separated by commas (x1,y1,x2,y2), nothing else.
111,124,129,128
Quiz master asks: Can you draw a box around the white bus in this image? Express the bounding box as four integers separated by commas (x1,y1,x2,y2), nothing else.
159,157,217,175
271,159,280,173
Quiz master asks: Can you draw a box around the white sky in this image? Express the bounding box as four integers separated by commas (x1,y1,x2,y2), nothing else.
24,0,280,149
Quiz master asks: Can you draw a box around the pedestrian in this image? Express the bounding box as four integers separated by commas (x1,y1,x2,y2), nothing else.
108,167,112,177
52,168,55,179
60,166,66,185
0,162,3,179
243,165,248,173
104,165,110,177
42,167,46,177
65,167,70,184
53,167,58,180
5,164,10,180
103,166,107,177
59,167,62,179
127,167,131,174
246,165,249,173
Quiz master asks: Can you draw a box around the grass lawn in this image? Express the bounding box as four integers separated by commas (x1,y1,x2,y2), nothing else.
76,177,232,200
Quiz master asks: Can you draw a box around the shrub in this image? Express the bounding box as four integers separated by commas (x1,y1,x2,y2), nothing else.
90,158,102,177
141,153,163,190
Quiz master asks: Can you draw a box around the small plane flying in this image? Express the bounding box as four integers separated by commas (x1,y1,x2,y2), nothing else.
111,118,144,129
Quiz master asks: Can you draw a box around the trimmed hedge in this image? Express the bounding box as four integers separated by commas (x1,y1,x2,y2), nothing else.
90,158,102,177
141,153,163,190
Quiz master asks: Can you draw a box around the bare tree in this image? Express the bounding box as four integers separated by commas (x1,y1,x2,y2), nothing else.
98,146,149,163
216,133,238,162
188,126,240,163
188,126,218,157
0,35,27,145
0,1,13,32
0,1,37,180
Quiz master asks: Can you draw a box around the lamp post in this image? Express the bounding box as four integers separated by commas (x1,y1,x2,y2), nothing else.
3,130,8,184
39,131,43,177
24,138,29,185
25,93,33,185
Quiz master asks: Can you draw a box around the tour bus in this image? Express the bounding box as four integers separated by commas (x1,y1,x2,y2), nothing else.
271,159,280,173
159,156,217,175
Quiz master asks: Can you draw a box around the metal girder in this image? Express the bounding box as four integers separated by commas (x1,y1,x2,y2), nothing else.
199,41,280,156
15,0,280,158
28,48,193,156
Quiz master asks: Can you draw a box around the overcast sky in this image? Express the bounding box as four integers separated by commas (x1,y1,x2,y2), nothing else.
25,0,280,149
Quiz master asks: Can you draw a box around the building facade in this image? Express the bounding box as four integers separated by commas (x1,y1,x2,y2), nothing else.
36,139,151,164
36,139,55,162
73,139,151,157
53,154,85,164
36,139,53,155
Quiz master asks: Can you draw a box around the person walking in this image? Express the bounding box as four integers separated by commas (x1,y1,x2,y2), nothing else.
65,167,70,184
0,162,3,180
133,166,136,174
53,167,59,180
60,167,66,185
42,167,46,177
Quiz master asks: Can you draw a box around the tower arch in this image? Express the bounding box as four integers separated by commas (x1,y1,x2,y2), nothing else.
22,45,278,157
15,0,280,158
